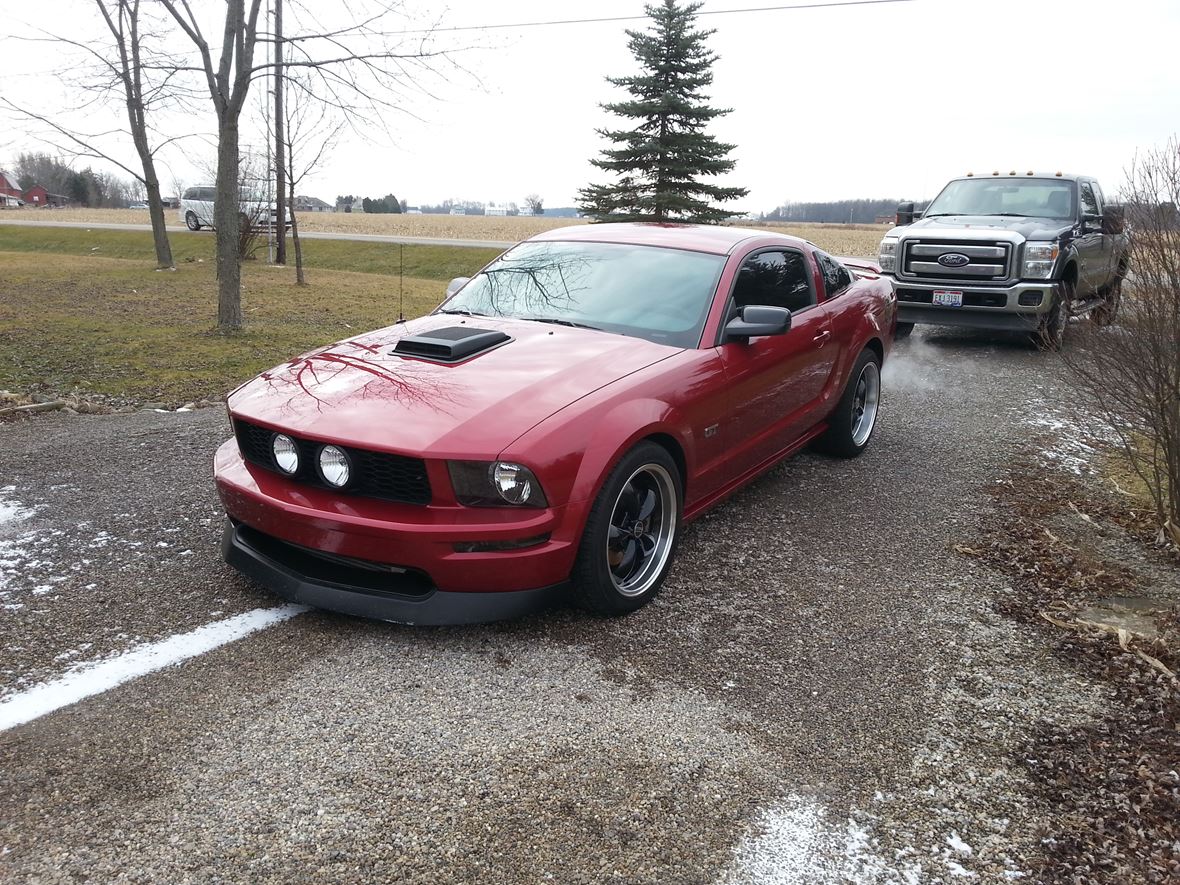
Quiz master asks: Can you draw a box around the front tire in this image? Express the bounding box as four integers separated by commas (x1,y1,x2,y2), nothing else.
1034,279,1072,350
814,348,882,458
571,442,682,616
185,211,201,231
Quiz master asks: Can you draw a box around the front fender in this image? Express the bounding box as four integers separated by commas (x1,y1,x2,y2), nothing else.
502,396,694,509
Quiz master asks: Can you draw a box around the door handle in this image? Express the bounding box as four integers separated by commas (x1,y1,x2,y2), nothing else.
812,330,832,344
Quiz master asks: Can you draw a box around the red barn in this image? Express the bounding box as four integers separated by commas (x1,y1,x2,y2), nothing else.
23,185,49,206
0,170,22,200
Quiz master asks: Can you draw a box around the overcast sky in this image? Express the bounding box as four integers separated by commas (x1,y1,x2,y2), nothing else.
3,0,1178,211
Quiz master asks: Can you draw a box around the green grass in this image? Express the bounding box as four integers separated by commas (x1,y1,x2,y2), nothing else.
0,225,501,280
0,229,500,405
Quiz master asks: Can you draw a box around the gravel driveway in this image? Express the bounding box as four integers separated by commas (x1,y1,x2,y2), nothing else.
0,329,1108,883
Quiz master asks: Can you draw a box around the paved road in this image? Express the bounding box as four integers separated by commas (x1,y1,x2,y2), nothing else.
0,218,515,250
0,328,1099,883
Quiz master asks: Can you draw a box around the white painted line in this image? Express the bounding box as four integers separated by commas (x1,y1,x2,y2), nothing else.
0,604,307,732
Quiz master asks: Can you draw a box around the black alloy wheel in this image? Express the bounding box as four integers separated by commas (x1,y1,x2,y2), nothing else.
571,442,682,615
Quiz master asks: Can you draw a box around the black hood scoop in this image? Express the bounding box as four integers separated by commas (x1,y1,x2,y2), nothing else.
392,326,511,363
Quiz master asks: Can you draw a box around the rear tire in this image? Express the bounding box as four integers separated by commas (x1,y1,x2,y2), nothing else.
571,442,682,616
814,348,882,458
1091,274,1122,327
185,211,201,231
894,321,914,339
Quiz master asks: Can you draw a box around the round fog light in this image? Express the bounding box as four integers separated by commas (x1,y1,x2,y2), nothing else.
318,445,351,488
272,434,300,474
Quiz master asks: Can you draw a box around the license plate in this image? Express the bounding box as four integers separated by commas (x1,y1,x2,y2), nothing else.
932,290,963,307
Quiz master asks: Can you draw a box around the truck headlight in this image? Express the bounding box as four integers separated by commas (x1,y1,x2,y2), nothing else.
878,237,898,272
448,460,549,507
1022,242,1059,279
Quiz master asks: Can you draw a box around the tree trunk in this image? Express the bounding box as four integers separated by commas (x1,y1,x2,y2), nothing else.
142,175,173,269
215,117,244,330
289,175,305,285
273,0,286,265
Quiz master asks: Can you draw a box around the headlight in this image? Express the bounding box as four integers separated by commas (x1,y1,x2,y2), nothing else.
878,237,898,272
318,445,351,487
448,460,549,507
1022,242,1059,279
272,433,300,475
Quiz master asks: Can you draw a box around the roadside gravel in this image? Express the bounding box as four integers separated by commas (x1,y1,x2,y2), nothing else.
0,327,1118,883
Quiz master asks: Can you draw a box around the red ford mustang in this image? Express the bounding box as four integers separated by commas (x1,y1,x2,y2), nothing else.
215,223,896,624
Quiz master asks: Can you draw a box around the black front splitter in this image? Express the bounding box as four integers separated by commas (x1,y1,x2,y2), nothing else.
221,520,564,626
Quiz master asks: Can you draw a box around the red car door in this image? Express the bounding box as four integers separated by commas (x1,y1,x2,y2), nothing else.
718,248,837,472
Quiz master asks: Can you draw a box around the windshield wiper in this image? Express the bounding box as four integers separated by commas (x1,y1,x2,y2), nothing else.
518,316,602,331
436,308,488,317
980,212,1028,217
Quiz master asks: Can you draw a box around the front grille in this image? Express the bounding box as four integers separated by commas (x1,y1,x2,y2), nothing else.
901,240,1012,282
896,288,1008,308
233,418,432,505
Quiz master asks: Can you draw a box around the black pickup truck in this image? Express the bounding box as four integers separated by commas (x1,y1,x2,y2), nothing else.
877,172,1131,348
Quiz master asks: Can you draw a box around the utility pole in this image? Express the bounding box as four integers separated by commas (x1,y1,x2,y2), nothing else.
273,0,286,264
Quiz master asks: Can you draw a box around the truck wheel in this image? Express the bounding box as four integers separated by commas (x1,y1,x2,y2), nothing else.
894,322,914,339
1091,275,1122,327
1034,280,1072,351
185,211,201,231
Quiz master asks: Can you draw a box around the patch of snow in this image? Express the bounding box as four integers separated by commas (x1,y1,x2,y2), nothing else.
947,832,973,855
0,604,307,732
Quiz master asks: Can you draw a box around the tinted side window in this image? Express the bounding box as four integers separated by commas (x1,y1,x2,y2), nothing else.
732,250,814,313
816,251,852,298
183,187,198,200
1090,181,1105,214
1079,181,1098,217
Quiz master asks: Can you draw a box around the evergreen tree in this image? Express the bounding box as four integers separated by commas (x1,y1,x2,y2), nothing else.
578,0,747,224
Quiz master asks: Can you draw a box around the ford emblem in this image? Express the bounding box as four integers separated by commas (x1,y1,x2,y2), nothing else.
938,252,970,268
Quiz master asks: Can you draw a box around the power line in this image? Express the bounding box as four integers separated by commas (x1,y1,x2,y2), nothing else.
413,0,918,35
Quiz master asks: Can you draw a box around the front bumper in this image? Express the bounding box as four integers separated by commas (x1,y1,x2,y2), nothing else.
892,279,1060,331
222,520,562,625
214,438,583,620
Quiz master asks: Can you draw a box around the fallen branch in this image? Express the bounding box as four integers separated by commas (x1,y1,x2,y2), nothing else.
0,400,66,416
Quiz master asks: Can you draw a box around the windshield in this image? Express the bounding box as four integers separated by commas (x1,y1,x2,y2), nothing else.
925,178,1075,220
440,241,726,347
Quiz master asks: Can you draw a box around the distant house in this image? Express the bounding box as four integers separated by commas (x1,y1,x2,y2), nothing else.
294,195,333,213
485,203,508,217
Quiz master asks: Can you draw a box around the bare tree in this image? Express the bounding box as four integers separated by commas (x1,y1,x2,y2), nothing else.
281,73,343,285
524,193,544,216
159,0,456,331
3,1,198,269
1063,137,1180,546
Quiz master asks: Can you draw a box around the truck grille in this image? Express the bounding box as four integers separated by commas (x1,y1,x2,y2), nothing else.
233,418,432,505
901,240,1012,282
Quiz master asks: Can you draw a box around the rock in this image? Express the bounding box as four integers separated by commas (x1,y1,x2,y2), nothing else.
141,402,168,411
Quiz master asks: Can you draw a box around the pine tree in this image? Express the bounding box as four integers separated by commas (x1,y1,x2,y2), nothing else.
578,0,747,224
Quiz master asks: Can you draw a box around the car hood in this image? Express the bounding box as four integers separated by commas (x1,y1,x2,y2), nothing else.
228,315,679,457
887,215,1072,242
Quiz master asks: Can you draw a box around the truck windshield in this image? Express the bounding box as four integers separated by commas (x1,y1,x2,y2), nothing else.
925,179,1075,220
439,240,726,348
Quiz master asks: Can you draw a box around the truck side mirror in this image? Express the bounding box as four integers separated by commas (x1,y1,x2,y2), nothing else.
445,277,470,297
1101,206,1125,235
896,201,915,226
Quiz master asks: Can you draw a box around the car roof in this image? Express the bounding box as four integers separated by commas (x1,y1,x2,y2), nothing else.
527,222,807,255
954,173,1083,183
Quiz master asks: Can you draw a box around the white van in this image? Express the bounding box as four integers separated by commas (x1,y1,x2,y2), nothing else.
180,185,290,231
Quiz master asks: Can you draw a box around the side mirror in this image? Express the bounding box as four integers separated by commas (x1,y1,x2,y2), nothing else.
445,277,470,297
1101,205,1125,234
1081,212,1103,233
724,305,792,343
896,201,916,226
